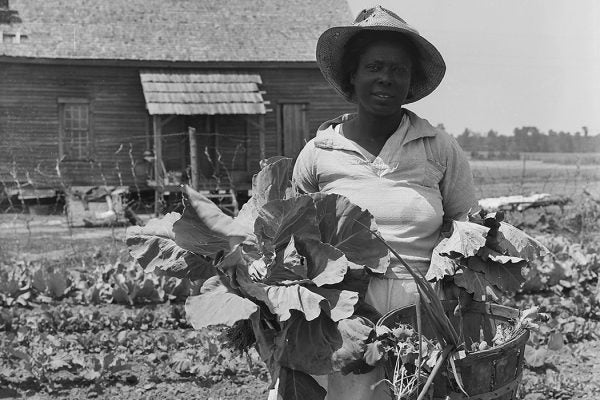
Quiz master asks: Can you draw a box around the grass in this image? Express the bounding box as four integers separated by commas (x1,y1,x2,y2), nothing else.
521,152,600,165
470,159,600,198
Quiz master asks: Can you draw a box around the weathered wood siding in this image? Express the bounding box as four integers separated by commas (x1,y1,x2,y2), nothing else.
0,63,150,188
0,62,352,189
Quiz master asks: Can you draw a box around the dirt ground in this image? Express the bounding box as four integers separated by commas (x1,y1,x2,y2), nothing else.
1,213,600,399
0,214,131,260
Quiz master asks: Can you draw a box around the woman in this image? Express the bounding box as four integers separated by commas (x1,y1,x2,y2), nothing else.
292,6,477,399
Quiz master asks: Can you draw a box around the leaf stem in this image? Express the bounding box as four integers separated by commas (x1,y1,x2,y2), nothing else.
417,345,453,400
356,221,460,347
416,296,423,394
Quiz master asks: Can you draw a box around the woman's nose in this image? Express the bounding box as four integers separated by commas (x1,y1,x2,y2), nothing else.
377,69,393,85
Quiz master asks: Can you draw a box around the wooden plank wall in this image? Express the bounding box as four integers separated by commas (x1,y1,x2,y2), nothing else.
244,67,355,177
0,63,150,189
0,62,353,190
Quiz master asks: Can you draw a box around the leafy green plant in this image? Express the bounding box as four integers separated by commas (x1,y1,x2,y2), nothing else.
31,266,74,300
127,157,390,399
426,211,549,303
0,262,32,306
366,323,439,399
79,353,132,382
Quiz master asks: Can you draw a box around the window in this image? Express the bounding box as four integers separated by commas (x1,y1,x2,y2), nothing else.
58,98,92,160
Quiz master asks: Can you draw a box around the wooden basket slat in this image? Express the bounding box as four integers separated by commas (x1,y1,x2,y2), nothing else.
493,349,520,388
461,311,483,347
482,312,495,344
461,359,495,394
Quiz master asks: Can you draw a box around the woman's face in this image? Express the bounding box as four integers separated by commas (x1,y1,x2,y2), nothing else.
350,40,413,118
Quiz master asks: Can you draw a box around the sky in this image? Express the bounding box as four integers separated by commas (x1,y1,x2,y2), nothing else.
346,0,600,136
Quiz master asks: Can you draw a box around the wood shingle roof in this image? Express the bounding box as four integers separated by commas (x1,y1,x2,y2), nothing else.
0,0,353,62
140,70,267,115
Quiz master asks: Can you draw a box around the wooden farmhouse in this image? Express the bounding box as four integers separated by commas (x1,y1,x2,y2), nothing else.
0,0,353,207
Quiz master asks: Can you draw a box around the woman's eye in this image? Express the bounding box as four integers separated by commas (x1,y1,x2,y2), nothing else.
392,66,409,75
366,64,380,72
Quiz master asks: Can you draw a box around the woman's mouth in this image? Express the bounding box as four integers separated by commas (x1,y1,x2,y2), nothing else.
373,92,393,99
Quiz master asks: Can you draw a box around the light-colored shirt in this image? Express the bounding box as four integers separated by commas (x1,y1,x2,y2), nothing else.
292,109,477,278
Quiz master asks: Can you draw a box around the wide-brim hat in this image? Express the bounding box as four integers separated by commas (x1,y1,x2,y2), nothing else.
316,5,446,104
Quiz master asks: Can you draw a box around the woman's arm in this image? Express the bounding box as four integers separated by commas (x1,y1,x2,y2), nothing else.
439,134,478,222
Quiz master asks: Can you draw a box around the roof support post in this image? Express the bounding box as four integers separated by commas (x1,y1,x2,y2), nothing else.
258,114,266,161
153,115,163,216
213,115,220,176
245,117,251,172
188,126,198,190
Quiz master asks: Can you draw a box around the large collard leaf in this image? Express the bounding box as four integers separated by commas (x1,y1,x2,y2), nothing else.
185,275,258,329
236,265,358,322
254,195,321,253
249,311,281,390
275,312,375,376
453,268,503,302
261,237,310,285
331,316,376,374
236,157,294,230
126,212,214,280
214,246,251,290
426,237,462,281
310,193,389,273
275,312,342,375
258,236,365,312
488,222,550,261
438,220,490,258
310,287,358,322
466,257,527,294
173,186,249,256
332,268,372,301
477,246,525,264
278,367,327,400
292,237,352,287
261,237,353,287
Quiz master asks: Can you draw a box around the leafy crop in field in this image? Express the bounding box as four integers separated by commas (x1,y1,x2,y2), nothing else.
0,257,199,308
0,300,262,395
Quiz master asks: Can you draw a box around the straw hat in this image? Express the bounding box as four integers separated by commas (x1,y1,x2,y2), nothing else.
316,5,446,104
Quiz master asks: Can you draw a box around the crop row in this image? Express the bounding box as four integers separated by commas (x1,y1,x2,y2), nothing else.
0,303,191,333
1,313,266,392
0,258,204,307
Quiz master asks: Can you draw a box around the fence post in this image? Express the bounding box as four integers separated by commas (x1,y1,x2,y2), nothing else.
520,153,527,192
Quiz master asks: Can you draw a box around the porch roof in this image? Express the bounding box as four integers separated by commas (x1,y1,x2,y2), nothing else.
140,70,267,115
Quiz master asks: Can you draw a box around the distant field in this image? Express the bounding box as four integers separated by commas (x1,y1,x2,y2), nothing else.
522,152,600,165
469,159,600,198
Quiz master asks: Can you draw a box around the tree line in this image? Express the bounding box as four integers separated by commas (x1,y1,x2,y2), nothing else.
445,125,600,159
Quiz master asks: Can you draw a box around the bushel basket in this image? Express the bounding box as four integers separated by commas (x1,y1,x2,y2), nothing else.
377,300,529,400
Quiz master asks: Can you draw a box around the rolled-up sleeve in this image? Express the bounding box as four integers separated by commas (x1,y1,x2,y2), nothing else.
292,141,319,194
439,135,478,221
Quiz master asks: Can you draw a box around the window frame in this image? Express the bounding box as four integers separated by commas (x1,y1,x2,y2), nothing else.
57,97,93,161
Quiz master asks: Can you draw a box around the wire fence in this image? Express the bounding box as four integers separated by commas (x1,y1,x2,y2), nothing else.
0,133,254,214
1,149,599,217
2,150,600,263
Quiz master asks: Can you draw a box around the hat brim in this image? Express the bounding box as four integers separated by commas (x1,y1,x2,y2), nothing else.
316,25,446,104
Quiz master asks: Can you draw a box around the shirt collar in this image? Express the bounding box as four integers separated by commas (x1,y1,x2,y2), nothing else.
313,109,437,151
